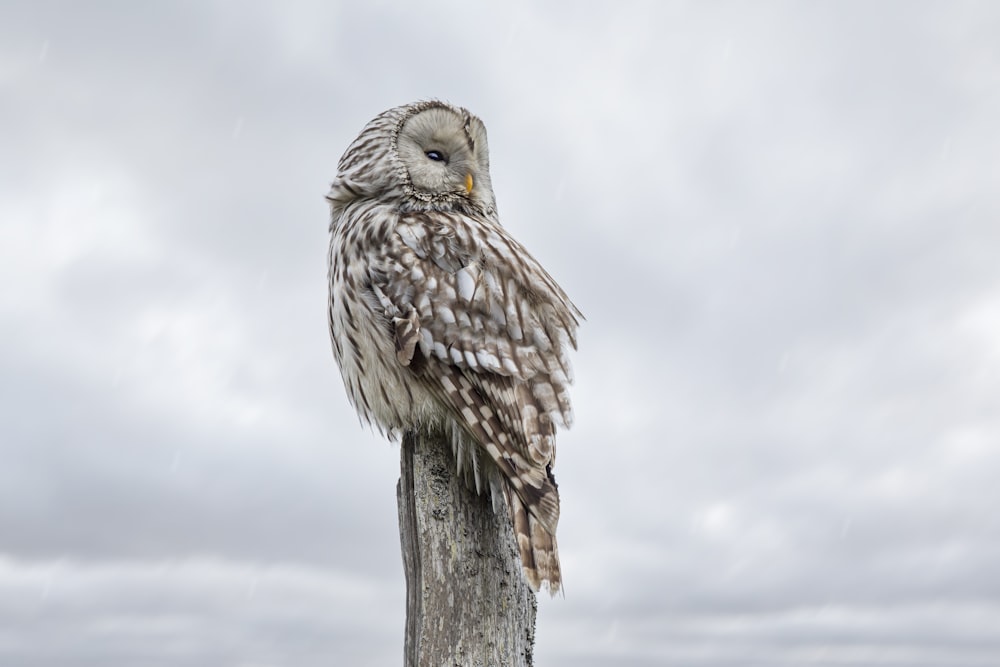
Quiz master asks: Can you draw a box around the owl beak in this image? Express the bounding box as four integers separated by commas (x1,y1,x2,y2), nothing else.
465,173,474,193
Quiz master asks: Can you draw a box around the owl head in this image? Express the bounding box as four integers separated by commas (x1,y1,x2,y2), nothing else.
328,101,497,220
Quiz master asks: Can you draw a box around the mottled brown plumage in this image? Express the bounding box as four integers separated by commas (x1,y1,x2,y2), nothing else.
327,100,581,593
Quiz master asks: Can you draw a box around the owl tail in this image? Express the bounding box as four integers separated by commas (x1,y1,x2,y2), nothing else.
509,488,562,595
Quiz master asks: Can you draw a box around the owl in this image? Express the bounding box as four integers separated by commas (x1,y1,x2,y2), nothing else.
326,100,580,594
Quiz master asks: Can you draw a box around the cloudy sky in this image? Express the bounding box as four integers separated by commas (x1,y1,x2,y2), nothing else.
3,1,999,665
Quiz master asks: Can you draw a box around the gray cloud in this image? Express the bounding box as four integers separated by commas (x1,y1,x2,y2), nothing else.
2,1,999,665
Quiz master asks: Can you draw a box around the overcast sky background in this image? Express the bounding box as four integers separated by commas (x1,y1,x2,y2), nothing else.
2,1,999,665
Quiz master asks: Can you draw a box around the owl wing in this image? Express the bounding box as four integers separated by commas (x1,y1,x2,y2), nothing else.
368,209,581,532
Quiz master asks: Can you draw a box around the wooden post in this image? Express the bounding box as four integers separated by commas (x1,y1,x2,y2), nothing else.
397,430,537,667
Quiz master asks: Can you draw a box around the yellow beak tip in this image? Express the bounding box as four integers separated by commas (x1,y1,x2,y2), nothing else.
465,173,474,193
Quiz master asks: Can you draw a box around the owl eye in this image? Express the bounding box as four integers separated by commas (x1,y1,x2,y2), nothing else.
425,150,447,163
